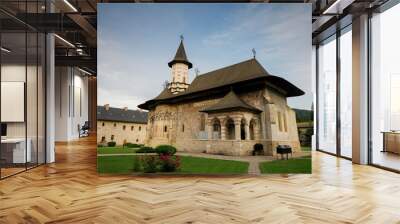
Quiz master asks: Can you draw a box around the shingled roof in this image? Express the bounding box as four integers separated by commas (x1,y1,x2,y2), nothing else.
200,90,262,114
97,106,148,124
168,40,192,69
139,58,304,110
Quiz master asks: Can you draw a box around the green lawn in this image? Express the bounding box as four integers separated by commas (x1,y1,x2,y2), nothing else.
97,155,249,174
97,155,138,174
179,156,248,174
301,146,312,151
259,156,312,174
97,147,138,154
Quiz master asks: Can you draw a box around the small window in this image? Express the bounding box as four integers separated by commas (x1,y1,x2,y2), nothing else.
283,113,288,132
101,136,105,142
102,122,105,126
113,123,116,127
111,135,114,141
136,139,139,142
123,125,126,130
200,114,205,131
277,112,282,132
131,126,134,131
164,126,168,132
182,124,185,132
139,126,141,131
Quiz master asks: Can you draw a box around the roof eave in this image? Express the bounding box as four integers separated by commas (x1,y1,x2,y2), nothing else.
168,59,193,69
97,119,148,124
200,107,262,114
266,76,305,97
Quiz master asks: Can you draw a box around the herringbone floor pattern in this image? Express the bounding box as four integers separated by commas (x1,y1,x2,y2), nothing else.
1,136,400,224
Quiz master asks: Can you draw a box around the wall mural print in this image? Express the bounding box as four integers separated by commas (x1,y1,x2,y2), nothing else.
97,3,313,175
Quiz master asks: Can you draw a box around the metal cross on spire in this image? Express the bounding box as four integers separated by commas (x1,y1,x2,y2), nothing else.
252,48,256,59
180,35,184,41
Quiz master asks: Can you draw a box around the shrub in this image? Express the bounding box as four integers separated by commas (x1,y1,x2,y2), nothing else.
107,141,116,147
155,145,177,156
97,144,104,148
252,143,264,156
141,155,159,173
136,146,156,153
132,156,141,172
159,155,180,172
123,142,142,148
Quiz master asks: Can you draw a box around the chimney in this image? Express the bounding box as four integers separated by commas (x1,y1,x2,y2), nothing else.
123,107,128,111
104,104,110,111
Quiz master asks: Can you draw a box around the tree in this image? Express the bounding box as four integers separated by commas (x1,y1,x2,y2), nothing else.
163,80,169,89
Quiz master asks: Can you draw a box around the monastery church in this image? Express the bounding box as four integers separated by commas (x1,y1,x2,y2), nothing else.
139,39,304,156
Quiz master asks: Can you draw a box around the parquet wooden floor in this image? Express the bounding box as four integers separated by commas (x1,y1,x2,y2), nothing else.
1,136,400,224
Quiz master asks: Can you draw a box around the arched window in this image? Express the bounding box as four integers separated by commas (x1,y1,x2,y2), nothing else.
182,124,185,132
136,139,139,142
122,125,126,130
139,126,142,131
101,136,105,142
113,123,116,127
164,126,168,132
111,135,114,141
131,126,134,131
102,122,105,126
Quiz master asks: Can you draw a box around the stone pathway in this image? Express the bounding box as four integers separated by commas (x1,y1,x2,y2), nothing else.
98,151,311,175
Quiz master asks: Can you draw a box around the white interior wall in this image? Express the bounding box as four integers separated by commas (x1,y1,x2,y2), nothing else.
54,66,89,141
311,45,316,150
0,65,37,138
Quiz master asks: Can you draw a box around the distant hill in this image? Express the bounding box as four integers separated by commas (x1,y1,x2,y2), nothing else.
293,108,313,122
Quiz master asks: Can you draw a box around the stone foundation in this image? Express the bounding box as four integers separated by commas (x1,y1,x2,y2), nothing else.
172,139,300,156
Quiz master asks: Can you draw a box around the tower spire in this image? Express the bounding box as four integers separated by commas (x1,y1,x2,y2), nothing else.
168,36,192,94
168,36,192,69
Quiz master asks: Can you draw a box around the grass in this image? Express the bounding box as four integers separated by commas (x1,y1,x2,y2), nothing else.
97,155,138,174
97,147,138,154
97,155,249,174
179,156,248,174
259,156,312,174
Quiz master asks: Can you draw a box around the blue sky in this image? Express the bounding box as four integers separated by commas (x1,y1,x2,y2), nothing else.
98,3,312,110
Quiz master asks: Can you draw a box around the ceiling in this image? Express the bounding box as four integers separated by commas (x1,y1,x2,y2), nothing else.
0,0,393,74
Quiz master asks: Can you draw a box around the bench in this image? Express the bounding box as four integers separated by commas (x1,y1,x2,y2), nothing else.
276,145,292,160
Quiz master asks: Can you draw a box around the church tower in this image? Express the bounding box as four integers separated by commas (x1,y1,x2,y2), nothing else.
167,37,192,94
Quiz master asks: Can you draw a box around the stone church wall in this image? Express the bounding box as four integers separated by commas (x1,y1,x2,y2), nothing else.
263,88,301,152
97,121,147,145
145,88,301,155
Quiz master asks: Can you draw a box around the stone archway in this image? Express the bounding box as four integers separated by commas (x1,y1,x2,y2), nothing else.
226,118,235,140
249,119,256,140
249,118,260,140
212,118,221,139
240,118,246,140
